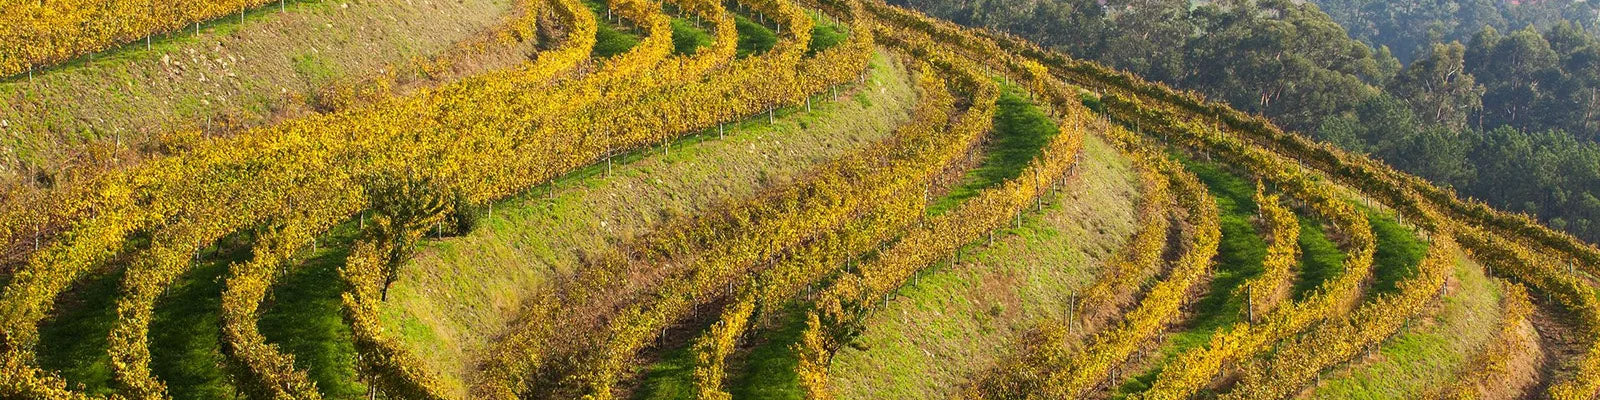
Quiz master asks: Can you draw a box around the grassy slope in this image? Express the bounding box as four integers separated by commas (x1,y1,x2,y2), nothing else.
0,0,516,175
825,134,1141,400
1302,251,1502,399
371,51,916,393
1111,158,1266,397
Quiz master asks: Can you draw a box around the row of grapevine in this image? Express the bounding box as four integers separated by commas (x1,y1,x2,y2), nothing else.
997,31,1600,398
687,9,994,392
1241,187,1300,318
960,126,1167,398
0,0,651,395
567,21,991,397
1425,281,1539,400
0,0,864,390
795,109,1090,399
218,192,360,400
1223,234,1458,399
1101,95,1382,400
1452,227,1600,400
0,0,598,386
691,192,924,400
0,0,606,397
335,0,685,397
982,124,1221,399
855,10,1393,390
792,35,1095,399
209,0,590,397
0,0,553,253
463,1,869,397
1070,165,1173,334
0,0,289,77
970,23,1600,280
1088,67,1599,400
1107,84,1459,400
976,32,1600,397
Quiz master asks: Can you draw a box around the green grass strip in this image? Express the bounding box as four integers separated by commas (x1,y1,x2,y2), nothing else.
1290,217,1346,302
669,18,714,56
927,85,1058,215
1365,209,1427,299
1113,158,1266,398
586,0,642,58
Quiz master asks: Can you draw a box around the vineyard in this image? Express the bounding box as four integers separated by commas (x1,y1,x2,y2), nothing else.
1,0,1598,399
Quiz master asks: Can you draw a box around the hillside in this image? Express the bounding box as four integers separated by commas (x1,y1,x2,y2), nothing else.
1,0,1599,399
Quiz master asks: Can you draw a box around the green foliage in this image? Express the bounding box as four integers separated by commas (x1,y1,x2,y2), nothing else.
360,171,452,299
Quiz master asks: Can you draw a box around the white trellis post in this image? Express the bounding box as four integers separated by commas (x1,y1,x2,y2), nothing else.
1068,292,1076,334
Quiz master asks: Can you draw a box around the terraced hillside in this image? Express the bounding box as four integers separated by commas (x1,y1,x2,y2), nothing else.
1,0,1598,399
